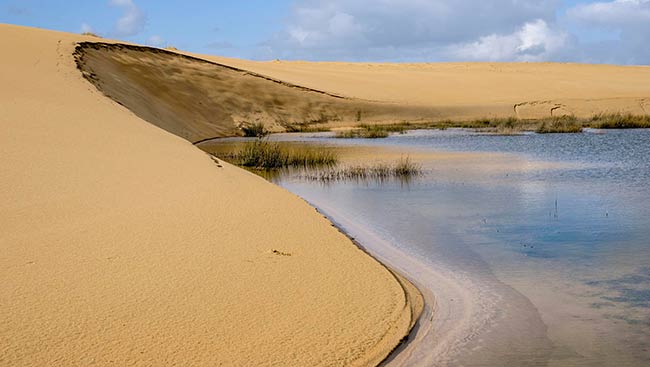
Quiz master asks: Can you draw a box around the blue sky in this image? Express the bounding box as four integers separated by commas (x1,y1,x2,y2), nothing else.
1,0,649,64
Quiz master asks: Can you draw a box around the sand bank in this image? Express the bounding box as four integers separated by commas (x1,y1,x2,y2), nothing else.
0,24,421,366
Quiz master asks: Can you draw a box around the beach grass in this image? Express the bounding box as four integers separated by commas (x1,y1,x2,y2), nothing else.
335,123,408,139
536,116,583,134
81,32,101,38
590,113,650,129
304,156,423,182
234,140,338,169
344,114,650,134
335,129,389,139
284,123,332,133
241,122,270,138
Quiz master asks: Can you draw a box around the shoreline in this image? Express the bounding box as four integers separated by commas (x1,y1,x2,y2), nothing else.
307,201,447,366
1,24,436,366
311,206,427,365
293,191,532,366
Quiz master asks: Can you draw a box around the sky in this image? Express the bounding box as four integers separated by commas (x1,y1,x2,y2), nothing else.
1,0,649,64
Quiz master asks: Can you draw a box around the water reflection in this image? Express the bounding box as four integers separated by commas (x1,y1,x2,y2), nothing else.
262,129,650,366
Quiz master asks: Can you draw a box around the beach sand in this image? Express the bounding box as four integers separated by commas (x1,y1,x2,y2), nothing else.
0,24,421,366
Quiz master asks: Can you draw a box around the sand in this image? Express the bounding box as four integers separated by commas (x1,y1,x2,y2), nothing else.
199,55,650,120
0,24,421,366
3,21,649,366
72,43,650,145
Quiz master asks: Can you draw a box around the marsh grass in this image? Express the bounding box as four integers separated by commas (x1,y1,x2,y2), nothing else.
536,116,583,134
340,114,649,135
341,118,524,135
335,129,389,139
304,156,423,182
242,122,269,138
590,113,650,129
335,123,409,139
234,140,338,169
284,124,331,133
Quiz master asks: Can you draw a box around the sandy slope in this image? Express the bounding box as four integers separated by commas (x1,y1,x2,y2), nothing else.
0,24,421,366
72,44,650,145
200,55,650,120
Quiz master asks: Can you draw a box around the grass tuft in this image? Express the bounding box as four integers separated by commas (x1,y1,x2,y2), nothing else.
590,113,650,129
235,141,338,169
284,123,331,133
81,32,101,38
335,123,409,139
536,116,583,134
241,122,270,138
304,156,423,182
333,113,649,135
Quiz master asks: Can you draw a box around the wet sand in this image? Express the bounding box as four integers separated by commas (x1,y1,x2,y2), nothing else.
269,147,554,366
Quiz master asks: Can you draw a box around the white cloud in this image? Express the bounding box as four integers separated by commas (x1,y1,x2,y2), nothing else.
566,0,650,64
109,0,145,37
446,19,569,62
262,0,562,61
567,0,650,27
257,0,649,64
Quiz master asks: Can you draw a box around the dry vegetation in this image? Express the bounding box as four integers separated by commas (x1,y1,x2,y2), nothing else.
333,114,649,138
302,156,423,182
536,116,583,134
81,32,101,38
229,140,338,169
335,124,409,139
241,122,270,137
590,113,650,129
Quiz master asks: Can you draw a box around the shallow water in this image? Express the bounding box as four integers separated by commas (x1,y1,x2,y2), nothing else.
268,129,650,366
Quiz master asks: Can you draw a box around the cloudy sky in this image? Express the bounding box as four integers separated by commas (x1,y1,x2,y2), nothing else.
2,0,649,64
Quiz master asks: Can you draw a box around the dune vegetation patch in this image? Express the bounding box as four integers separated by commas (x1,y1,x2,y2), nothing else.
241,122,270,138
227,140,339,170
340,114,647,136
303,156,423,183
590,113,650,129
536,116,584,134
81,32,101,38
335,123,409,139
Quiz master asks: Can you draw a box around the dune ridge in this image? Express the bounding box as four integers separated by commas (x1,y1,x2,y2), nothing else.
0,23,421,366
74,42,452,143
74,42,649,144
198,55,650,120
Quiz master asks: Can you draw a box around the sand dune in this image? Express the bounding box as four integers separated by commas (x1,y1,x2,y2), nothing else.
75,42,649,144
75,43,452,142
200,55,650,120
0,24,421,366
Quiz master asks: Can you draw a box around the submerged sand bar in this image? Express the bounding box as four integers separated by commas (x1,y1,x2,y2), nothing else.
0,24,421,366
